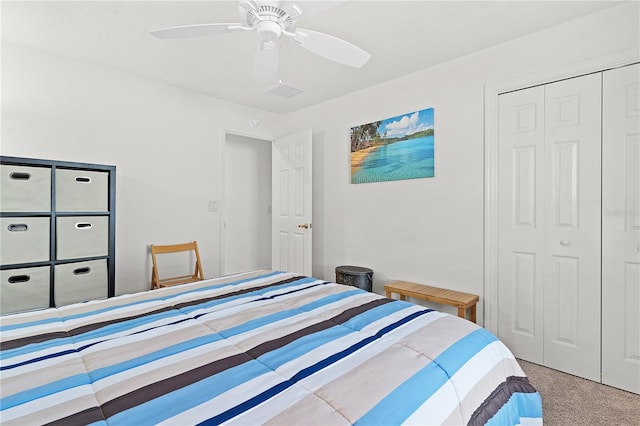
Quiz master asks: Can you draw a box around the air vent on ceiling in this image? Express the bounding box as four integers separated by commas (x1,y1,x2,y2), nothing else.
266,81,304,98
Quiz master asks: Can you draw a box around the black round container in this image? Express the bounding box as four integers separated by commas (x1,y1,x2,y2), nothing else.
335,265,373,292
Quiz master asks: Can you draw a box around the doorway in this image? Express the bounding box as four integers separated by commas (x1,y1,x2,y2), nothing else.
223,133,272,275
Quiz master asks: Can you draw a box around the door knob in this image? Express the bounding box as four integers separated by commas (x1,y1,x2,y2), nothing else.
298,223,310,229
560,240,570,246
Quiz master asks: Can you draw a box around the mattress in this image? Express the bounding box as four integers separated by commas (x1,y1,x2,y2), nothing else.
0,270,542,425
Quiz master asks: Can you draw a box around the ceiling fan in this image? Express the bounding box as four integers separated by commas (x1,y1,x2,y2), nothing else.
150,0,371,82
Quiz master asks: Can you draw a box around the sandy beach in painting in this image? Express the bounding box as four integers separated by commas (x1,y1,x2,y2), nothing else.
350,145,380,176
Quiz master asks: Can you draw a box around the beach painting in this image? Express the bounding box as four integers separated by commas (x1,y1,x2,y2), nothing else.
350,108,434,184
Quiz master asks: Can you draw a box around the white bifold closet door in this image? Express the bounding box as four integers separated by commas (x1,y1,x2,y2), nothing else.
498,73,602,381
543,74,602,381
602,63,640,394
497,85,545,365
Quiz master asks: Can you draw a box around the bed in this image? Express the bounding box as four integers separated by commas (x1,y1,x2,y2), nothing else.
1,270,542,425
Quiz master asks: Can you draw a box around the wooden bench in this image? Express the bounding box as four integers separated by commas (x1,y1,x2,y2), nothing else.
384,280,480,323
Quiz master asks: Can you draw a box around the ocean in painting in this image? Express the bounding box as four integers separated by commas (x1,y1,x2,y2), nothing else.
351,135,434,184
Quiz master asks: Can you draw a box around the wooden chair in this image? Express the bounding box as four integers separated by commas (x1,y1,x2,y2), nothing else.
150,241,204,290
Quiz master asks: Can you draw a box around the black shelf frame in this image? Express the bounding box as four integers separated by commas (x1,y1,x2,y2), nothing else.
1,155,116,306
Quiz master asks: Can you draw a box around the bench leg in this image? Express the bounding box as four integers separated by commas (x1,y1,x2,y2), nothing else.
457,306,465,319
385,291,391,298
400,294,406,301
469,304,477,323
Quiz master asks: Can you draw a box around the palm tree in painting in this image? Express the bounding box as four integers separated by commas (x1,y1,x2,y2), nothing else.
350,121,382,152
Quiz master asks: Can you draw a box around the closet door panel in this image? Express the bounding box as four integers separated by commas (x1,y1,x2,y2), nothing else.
497,86,545,363
602,63,640,394
543,73,602,382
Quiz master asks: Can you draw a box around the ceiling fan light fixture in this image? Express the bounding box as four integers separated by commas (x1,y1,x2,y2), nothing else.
256,20,282,41
260,40,276,51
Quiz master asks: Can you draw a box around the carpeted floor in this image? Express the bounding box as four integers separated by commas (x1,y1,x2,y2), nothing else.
518,359,640,425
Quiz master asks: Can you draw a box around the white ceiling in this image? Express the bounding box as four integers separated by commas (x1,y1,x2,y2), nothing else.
1,1,623,114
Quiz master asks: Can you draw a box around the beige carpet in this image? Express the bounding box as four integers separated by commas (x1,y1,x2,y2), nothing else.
518,359,640,425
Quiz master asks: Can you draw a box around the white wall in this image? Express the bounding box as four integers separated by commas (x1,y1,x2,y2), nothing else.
1,42,283,295
223,133,272,275
282,2,640,324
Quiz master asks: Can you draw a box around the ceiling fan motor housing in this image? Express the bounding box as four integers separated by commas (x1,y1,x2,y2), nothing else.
241,1,295,36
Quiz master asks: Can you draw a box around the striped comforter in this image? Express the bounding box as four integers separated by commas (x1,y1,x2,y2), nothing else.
1,270,542,425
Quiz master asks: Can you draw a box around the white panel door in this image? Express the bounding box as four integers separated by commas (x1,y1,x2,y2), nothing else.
543,73,602,381
602,63,640,394
498,86,545,364
272,130,312,276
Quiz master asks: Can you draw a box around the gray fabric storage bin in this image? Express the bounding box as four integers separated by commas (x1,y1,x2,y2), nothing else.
54,259,108,306
0,217,50,265
55,169,108,212
1,266,50,314
1,164,51,212
56,216,109,260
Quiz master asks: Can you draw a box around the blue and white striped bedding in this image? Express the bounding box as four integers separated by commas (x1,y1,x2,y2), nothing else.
1,270,542,425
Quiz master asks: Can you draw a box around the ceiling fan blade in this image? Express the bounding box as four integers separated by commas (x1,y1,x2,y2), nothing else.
150,23,240,39
293,28,371,68
254,41,279,82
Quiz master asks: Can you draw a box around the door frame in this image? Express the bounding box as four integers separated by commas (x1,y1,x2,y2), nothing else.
483,47,639,333
220,129,273,277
